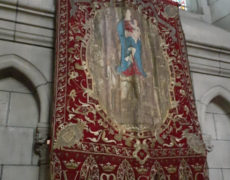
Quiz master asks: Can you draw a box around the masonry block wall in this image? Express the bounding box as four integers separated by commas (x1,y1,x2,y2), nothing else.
0,47,53,180
0,0,230,180
208,0,230,32
193,73,230,180
0,0,55,179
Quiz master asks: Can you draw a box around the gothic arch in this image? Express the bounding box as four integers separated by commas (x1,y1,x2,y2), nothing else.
199,86,230,134
117,159,135,180
0,54,50,124
80,155,99,180
150,161,166,180
178,159,193,180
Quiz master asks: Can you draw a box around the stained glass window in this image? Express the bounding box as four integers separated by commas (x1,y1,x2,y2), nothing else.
172,0,187,10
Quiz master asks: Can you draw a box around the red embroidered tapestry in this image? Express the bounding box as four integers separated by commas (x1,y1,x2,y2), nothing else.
51,0,209,179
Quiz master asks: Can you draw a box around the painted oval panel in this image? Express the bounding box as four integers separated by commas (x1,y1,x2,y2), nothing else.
87,7,172,132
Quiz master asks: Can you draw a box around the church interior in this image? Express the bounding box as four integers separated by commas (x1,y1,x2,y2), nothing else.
0,0,230,179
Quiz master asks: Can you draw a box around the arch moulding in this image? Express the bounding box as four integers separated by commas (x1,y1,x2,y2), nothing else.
199,86,230,152
0,54,50,126
0,54,51,179
199,86,230,133
198,86,230,152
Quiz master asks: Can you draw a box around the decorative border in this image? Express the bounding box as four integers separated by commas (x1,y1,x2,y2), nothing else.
51,0,208,179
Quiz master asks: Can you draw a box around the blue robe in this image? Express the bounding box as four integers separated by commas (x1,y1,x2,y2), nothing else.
116,20,147,77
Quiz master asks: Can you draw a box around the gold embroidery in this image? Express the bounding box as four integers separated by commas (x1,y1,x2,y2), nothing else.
63,159,81,169
100,162,117,172
54,121,87,149
151,161,167,180
117,159,135,180
135,165,149,175
80,155,99,180
191,163,203,172
165,165,177,174
179,159,193,180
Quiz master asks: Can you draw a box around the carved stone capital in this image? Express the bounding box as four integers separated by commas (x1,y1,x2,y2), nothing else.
37,144,50,165
35,123,51,165
36,123,50,144
202,134,214,152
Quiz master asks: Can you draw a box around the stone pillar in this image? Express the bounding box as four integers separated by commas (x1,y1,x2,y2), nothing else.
35,123,50,180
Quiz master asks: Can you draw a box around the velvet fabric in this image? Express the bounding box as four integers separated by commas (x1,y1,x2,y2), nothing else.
51,0,209,179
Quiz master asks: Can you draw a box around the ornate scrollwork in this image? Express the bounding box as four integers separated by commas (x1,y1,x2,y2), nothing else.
80,155,99,180
133,139,150,164
151,161,167,180
50,153,62,180
117,159,135,180
203,162,209,180
54,121,87,149
179,159,193,180
51,0,208,179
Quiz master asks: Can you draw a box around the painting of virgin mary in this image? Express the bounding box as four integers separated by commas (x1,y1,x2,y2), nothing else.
117,10,147,77
87,7,171,130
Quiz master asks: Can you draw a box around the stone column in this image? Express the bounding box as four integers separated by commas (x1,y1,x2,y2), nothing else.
36,123,50,180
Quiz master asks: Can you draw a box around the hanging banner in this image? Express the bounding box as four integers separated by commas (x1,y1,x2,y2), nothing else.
51,0,209,179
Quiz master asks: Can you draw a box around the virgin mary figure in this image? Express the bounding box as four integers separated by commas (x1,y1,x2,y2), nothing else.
116,10,147,77
87,7,171,127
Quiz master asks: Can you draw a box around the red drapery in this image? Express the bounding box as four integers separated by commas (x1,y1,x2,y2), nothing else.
50,0,209,179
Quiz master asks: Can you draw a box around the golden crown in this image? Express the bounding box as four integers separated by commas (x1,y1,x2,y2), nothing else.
63,159,81,169
192,163,203,171
135,165,149,174
100,162,117,172
165,165,177,174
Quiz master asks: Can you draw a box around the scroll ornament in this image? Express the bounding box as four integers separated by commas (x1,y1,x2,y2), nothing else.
51,0,209,179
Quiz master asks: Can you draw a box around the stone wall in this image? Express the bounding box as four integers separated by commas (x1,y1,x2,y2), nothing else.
0,75,40,179
0,1,55,179
0,49,53,180
208,0,230,32
182,9,230,180
193,73,230,180
0,0,55,47
0,0,230,180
